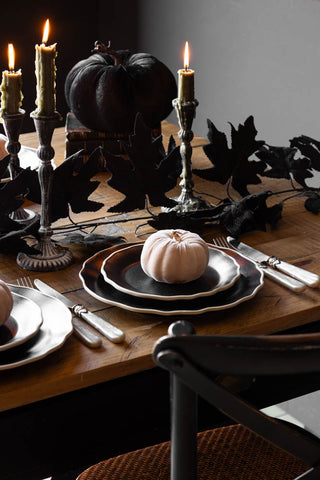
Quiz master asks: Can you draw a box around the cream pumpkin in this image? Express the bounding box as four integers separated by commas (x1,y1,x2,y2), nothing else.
0,280,13,326
140,229,209,284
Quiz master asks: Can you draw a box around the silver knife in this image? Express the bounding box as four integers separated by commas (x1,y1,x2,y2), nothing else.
34,279,125,343
227,237,320,290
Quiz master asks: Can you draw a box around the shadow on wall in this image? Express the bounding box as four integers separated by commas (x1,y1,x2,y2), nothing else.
134,0,320,145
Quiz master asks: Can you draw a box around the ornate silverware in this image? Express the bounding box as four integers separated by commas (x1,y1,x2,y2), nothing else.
34,279,124,343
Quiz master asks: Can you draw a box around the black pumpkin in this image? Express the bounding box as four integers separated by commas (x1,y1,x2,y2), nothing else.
64,41,177,133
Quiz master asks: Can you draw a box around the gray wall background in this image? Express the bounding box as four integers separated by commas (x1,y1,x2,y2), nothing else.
100,0,320,146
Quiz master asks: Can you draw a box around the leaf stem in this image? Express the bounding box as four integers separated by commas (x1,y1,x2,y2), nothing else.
193,189,224,202
52,214,155,234
226,177,235,202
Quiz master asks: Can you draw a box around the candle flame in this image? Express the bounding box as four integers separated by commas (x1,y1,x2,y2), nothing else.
184,41,189,70
8,43,15,71
42,19,50,44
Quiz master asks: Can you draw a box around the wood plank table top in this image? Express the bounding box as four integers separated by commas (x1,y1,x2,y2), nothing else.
0,120,320,413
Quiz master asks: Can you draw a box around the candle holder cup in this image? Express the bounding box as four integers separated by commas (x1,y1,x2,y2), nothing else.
2,109,38,223
16,112,73,271
165,97,212,213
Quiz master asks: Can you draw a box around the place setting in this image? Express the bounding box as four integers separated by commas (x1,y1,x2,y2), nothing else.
79,229,265,316
0,281,73,371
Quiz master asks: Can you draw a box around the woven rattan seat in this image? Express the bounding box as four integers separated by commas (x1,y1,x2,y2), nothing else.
77,424,307,480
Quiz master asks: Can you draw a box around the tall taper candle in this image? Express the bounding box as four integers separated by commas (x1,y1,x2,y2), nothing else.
177,41,194,102
0,44,23,117
34,19,57,117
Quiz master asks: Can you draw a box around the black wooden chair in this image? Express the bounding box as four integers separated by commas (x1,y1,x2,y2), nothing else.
77,320,320,480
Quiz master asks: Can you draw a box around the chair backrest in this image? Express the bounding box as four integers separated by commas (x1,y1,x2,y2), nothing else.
152,320,320,480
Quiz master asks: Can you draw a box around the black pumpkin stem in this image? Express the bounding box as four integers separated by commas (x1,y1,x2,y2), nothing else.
92,40,122,66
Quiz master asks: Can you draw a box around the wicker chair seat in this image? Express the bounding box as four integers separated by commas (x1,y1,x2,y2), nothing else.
77,424,307,480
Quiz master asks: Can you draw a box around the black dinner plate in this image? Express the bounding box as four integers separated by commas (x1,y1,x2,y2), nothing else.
101,244,240,301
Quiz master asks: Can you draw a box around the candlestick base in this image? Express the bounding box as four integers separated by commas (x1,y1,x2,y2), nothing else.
16,240,73,272
10,208,39,223
162,191,212,214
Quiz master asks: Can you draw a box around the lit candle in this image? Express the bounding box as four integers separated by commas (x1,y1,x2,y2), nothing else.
177,41,194,102
34,19,57,116
0,43,23,117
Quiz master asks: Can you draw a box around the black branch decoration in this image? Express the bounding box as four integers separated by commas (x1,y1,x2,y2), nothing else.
2,111,320,254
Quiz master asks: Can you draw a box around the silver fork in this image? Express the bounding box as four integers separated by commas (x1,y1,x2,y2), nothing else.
211,236,231,249
17,276,34,288
16,276,102,348
212,236,306,293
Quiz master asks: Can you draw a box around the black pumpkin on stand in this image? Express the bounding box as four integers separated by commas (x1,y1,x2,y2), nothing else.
64,41,177,134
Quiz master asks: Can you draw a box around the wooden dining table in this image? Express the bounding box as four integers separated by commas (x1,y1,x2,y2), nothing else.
1,119,320,479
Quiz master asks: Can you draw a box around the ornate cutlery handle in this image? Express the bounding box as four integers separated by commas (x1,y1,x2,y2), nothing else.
72,318,102,348
262,265,306,292
72,304,124,343
267,256,320,288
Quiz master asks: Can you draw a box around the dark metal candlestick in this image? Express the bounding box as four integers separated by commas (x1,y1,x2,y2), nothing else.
16,112,73,271
166,98,212,213
2,110,38,222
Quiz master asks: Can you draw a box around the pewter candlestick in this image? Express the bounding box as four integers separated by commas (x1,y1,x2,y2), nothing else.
2,110,38,222
166,98,211,213
16,112,73,271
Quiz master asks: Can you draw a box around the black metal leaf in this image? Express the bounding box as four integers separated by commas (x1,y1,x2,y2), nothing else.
194,116,265,197
105,113,181,212
0,215,40,254
219,190,283,237
50,147,105,222
195,119,234,184
0,154,10,179
256,145,313,187
0,167,35,217
147,204,226,231
303,191,320,213
290,135,320,172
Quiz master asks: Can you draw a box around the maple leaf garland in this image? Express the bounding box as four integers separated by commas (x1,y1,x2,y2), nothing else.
104,112,181,212
0,154,10,179
0,167,41,253
255,145,313,187
3,110,320,255
193,116,266,197
290,135,320,171
219,191,283,237
50,147,105,222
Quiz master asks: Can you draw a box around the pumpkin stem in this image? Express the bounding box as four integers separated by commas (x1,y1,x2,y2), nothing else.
92,40,122,66
172,231,182,243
